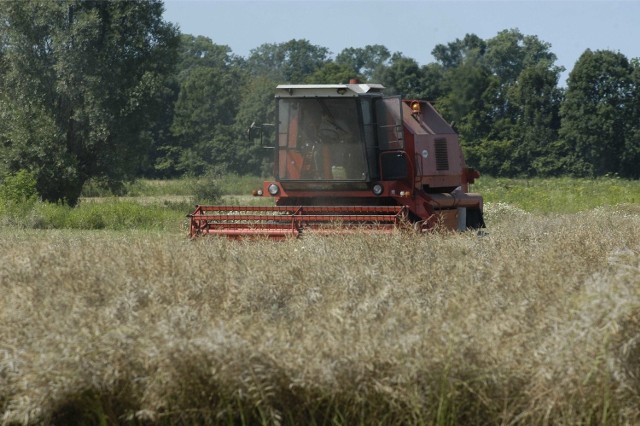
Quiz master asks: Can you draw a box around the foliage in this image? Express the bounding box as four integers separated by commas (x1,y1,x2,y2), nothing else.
229,75,279,177
0,169,38,206
377,53,424,97
2,7,640,197
505,62,563,176
433,29,566,176
245,39,330,83
122,178,202,197
559,49,638,178
188,170,222,205
163,35,244,176
0,169,39,221
304,62,357,84
334,44,391,81
0,0,179,205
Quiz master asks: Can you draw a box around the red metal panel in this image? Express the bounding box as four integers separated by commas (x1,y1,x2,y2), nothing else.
188,205,407,239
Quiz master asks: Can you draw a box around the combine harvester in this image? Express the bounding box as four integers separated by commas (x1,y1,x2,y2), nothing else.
189,80,484,239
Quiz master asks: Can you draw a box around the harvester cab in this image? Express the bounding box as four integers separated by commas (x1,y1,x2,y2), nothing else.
189,82,484,239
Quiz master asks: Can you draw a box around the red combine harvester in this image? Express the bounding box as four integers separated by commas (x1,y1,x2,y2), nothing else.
188,81,484,239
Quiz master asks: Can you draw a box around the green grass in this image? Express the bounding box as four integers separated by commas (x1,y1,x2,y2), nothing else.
214,174,267,195
474,176,640,213
0,199,188,233
39,200,188,232
2,175,639,232
121,174,266,197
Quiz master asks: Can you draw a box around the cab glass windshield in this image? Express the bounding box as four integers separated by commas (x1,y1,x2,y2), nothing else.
277,98,367,181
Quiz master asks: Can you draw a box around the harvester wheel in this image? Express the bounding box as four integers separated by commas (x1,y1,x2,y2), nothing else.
412,220,429,233
466,208,486,230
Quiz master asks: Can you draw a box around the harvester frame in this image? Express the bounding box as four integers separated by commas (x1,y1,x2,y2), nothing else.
189,81,484,239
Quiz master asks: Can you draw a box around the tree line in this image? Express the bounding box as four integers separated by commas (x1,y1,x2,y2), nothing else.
1,0,639,205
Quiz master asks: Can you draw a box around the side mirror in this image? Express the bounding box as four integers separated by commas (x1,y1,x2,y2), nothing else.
247,122,275,148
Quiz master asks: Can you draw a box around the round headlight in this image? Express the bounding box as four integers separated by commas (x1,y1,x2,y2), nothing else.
372,183,384,196
267,183,279,196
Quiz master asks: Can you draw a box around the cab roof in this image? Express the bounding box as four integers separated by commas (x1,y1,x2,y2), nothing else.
276,83,385,98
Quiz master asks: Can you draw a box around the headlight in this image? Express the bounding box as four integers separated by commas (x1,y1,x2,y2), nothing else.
267,183,279,196
372,183,384,196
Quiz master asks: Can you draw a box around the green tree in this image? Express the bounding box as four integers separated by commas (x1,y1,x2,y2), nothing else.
432,34,491,143
433,30,563,176
170,66,238,174
334,45,391,81
246,39,330,83
507,63,563,175
622,58,640,177
417,63,446,101
483,29,561,140
436,53,494,148
305,62,357,84
559,49,634,177
153,35,243,177
141,75,180,178
165,35,244,176
0,0,178,204
377,53,424,98
176,34,238,74
233,76,278,176
432,33,486,70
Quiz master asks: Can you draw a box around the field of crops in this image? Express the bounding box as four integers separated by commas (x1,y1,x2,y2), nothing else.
1,178,640,424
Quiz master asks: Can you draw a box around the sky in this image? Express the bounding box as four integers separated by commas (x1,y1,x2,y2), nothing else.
162,1,640,85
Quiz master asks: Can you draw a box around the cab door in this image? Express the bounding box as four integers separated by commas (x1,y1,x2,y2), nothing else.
375,96,404,150
375,96,409,180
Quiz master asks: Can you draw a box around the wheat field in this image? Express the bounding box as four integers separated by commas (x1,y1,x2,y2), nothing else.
1,203,639,425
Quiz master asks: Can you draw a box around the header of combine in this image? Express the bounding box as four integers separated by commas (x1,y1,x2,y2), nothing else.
189,81,484,239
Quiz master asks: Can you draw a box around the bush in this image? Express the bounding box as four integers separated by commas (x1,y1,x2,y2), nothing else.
189,171,222,205
0,170,39,221
0,169,38,205
80,178,122,197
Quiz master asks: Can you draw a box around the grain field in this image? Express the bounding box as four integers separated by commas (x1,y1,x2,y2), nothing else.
1,203,639,424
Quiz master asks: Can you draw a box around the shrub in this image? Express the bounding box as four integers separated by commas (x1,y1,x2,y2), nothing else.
0,169,38,206
0,170,39,222
189,171,222,205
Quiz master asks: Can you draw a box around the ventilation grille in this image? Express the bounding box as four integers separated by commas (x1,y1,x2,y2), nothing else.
434,138,449,171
